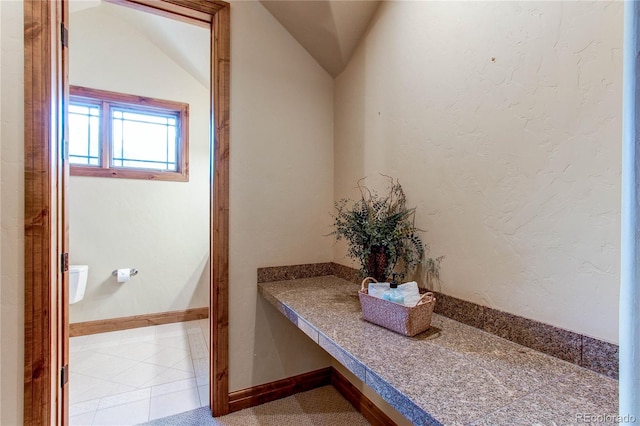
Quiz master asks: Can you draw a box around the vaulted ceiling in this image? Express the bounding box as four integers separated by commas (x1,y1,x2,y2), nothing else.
70,0,380,79
259,1,381,77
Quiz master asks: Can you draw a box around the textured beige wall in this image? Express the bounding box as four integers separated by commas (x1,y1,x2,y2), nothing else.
334,1,622,343
1,1,24,424
228,0,334,391
68,4,210,322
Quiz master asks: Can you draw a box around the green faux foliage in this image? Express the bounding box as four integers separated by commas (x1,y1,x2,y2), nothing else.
330,176,426,281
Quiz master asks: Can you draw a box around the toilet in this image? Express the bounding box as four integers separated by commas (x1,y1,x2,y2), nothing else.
69,265,88,304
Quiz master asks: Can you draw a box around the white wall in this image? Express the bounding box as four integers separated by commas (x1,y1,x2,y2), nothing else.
1,1,24,424
334,1,622,343
68,4,210,322
0,2,4,421
0,1,334,422
228,0,334,390
70,0,337,388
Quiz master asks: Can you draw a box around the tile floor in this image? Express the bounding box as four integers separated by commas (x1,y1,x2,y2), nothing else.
69,319,210,425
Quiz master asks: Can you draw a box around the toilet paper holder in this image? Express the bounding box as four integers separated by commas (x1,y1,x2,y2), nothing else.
111,268,139,277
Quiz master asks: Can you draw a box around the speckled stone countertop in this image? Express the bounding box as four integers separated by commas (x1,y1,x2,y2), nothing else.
258,276,619,426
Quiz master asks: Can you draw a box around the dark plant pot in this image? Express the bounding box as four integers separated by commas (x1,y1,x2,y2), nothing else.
366,246,388,282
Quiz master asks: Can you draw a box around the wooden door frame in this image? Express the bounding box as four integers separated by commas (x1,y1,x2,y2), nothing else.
24,1,66,423
23,0,231,423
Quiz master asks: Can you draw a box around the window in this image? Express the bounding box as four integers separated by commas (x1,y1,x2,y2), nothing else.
68,86,189,181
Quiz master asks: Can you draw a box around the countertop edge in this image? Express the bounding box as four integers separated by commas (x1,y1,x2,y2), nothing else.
257,280,444,425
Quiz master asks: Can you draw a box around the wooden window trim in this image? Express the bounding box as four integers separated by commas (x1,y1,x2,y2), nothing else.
69,85,190,182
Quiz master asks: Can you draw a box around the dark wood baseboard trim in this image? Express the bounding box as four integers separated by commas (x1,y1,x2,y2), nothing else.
225,366,396,424
331,368,396,426
69,307,209,337
228,367,332,413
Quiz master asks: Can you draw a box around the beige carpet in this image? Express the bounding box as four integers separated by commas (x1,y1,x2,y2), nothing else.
141,385,371,425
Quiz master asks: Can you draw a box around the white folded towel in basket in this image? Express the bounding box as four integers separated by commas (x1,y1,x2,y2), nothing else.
367,281,421,306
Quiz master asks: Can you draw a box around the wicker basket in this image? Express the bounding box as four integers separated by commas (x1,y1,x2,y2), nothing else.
358,277,436,337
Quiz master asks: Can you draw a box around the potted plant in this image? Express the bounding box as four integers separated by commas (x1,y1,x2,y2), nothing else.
329,175,428,282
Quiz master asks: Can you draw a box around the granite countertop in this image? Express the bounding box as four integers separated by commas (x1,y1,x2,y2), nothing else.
258,276,619,426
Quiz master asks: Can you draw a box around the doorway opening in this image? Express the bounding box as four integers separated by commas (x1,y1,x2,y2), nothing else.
22,0,230,424
66,2,212,422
